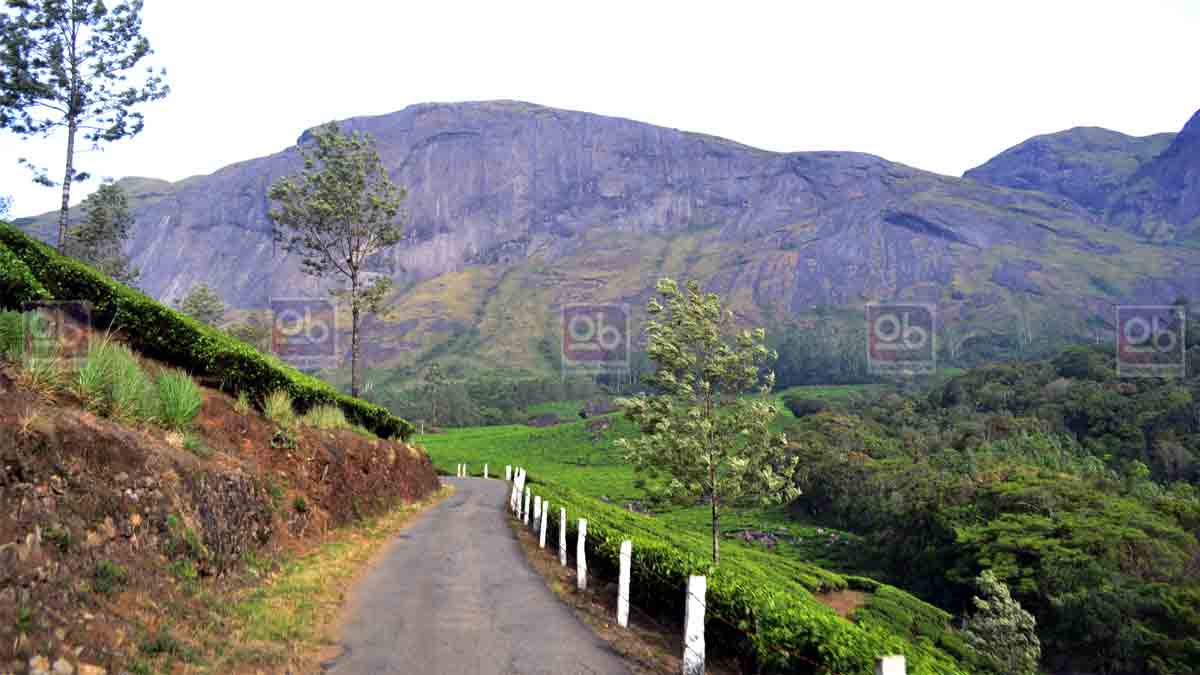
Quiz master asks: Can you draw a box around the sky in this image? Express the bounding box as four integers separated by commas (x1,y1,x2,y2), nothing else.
3,0,1199,218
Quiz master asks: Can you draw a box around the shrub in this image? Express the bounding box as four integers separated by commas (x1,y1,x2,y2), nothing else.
0,242,49,309
156,368,203,430
15,314,62,395
532,479,975,675
293,495,308,513
301,403,350,430
263,389,296,429
784,396,829,418
0,310,25,361
0,224,413,439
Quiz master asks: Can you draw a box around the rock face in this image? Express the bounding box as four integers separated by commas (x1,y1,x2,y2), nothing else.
15,101,1200,374
966,109,1200,242
963,126,1175,213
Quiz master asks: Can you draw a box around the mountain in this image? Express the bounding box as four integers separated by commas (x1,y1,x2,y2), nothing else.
16,101,1200,375
966,109,1200,243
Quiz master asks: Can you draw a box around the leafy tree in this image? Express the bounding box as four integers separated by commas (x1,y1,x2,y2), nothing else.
962,570,1041,675
268,121,405,397
0,0,168,250
64,180,137,283
616,278,797,563
177,282,224,326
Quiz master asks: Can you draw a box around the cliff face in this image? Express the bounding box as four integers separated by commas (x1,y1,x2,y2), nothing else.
16,101,1200,373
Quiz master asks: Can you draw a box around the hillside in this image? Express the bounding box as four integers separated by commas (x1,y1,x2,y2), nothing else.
0,225,441,672
16,101,1200,377
967,109,1200,244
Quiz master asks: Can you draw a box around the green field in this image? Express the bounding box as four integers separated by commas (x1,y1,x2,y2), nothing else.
417,384,889,570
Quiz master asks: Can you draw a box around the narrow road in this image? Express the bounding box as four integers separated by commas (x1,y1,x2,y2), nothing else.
325,477,633,675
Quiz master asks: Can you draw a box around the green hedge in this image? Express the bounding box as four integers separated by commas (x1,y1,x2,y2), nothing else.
528,479,977,675
0,223,414,440
0,241,50,308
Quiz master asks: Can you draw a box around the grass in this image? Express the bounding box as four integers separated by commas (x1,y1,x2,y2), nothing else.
93,559,129,596
263,389,296,429
156,368,203,430
300,403,350,430
234,390,251,415
197,486,452,672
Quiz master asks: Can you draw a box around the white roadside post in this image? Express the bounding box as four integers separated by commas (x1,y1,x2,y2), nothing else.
576,518,588,591
523,489,532,525
483,464,488,479
506,465,512,481
558,507,567,566
463,463,468,477
875,656,906,675
533,496,542,531
682,575,706,675
618,540,632,628
539,501,549,548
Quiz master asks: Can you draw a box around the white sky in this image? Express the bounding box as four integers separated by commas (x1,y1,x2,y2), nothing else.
3,0,1199,218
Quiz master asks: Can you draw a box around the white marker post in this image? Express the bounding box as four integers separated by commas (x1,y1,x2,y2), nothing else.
875,656,906,675
506,465,512,481
682,575,706,675
533,496,542,530
539,501,549,548
618,540,632,627
576,518,588,591
523,489,532,525
483,464,488,479
559,507,567,566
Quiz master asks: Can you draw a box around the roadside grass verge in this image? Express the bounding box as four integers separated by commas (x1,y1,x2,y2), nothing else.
147,485,453,674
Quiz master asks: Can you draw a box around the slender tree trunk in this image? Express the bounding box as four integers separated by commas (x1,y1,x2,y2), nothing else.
350,278,360,397
58,117,78,252
712,492,720,565
710,458,720,564
350,302,357,396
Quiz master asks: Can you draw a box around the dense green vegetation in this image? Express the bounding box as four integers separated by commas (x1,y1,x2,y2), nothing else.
0,222,414,440
532,479,979,674
787,340,1200,675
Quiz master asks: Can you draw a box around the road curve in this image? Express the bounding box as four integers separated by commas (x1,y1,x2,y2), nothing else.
325,477,632,675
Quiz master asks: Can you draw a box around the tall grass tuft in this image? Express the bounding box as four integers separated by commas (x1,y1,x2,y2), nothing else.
156,369,203,430
263,389,296,429
234,390,251,416
301,403,349,430
75,337,156,423
17,313,62,396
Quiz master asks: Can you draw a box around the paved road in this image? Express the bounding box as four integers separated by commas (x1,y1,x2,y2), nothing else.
325,477,632,675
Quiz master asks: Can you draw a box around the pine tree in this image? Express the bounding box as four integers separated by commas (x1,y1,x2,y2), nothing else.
0,0,168,251
65,181,138,284
177,282,225,326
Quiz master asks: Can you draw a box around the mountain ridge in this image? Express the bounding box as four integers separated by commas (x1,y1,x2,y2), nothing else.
15,101,1200,375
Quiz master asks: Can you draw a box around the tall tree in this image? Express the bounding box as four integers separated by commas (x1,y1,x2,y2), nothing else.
423,362,445,426
65,180,137,283
268,121,405,398
616,278,797,563
177,282,224,326
0,0,168,251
